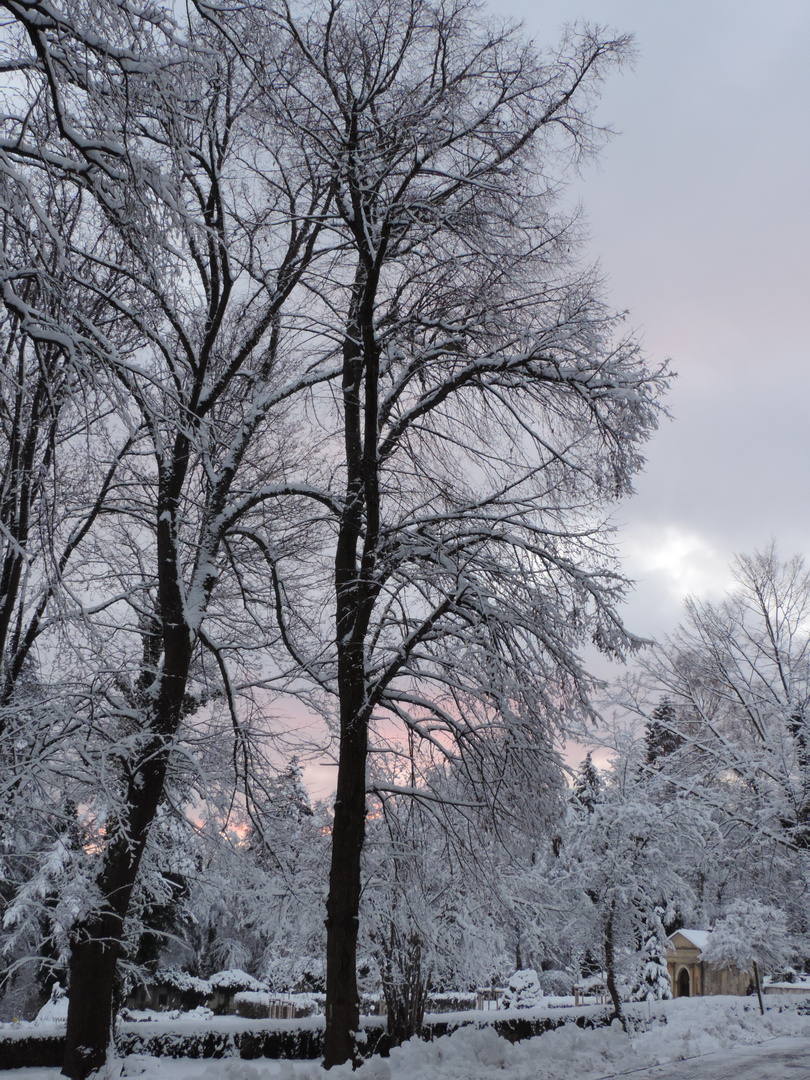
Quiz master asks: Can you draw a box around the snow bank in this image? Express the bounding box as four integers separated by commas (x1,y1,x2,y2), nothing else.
293,996,810,1080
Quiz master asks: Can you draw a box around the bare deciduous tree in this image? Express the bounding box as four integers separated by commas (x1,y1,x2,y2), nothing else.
0,2,333,1072
218,0,670,1063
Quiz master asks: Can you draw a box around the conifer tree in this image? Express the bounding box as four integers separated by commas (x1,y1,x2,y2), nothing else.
573,753,601,813
630,909,672,1002
644,700,683,766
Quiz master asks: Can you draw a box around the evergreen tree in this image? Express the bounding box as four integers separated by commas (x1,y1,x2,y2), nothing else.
630,909,672,1002
572,754,601,813
645,699,684,766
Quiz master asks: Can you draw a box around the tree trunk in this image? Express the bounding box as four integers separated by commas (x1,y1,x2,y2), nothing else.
323,703,369,1067
62,664,188,1077
61,775,165,1078
323,252,378,1067
62,919,121,1078
753,960,764,1015
604,902,624,1027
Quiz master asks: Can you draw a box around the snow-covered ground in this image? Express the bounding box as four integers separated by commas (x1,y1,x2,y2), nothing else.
1,996,808,1080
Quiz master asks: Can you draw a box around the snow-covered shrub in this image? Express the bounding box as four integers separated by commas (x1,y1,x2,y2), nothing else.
154,969,212,1003
34,982,68,1026
500,969,543,1009
538,970,573,997
208,969,266,993
233,991,271,1018
184,1006,214,1020
233,990,316,1019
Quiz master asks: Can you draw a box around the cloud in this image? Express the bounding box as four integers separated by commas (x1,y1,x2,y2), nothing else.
607,523,737,647
623,523,734,604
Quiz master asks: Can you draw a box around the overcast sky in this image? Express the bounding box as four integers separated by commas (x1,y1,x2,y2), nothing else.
497,0,810,648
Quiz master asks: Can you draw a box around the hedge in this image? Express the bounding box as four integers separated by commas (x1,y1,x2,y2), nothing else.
0,1008,614,1068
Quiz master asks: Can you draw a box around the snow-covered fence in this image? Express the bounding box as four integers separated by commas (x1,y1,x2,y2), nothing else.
573,984,609,1007
476,988,505,1010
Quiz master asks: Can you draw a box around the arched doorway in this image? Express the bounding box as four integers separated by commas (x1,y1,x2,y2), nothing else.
677,968,690,997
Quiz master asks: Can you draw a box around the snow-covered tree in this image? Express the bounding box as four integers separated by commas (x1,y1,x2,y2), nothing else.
0,2,336,1070
501,968,543,1010
629,909,672,1002
558,770,692,1023
0,0,671,1069
573,753,602,813
635,548,810,848
363,770,497,1044
609,547,810,957
644,700,684,768
219,0,669,1063
701,899,795,1014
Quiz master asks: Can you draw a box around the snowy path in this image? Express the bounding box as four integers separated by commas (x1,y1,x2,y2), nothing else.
596,1035,810,1080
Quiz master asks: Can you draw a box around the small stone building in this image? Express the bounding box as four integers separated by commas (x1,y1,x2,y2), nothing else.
665,929,751,998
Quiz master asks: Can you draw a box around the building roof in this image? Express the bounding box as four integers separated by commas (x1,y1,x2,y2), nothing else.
670,928,710,952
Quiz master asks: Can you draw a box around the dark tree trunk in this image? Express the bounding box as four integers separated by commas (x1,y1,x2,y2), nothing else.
753,960,764,1015
323,252,379,1068
62,919,121,1078
323,700,369,1067
62,617,191,1077
61,754,172,1077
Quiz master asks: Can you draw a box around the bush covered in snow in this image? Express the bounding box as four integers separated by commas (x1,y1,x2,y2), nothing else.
538,971,573,997
233,991,317,1019
500,970,543,1009
155,969,213,998
426,992,478,1014
208,969,267,993
233,991,271,1019
33,983,68,1026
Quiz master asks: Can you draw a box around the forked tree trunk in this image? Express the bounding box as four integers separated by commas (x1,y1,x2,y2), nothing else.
379,925,429,1048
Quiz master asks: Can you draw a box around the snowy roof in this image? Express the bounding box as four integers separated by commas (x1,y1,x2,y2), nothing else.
670,929,710,953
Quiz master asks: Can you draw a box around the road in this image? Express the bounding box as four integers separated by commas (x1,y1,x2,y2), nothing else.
596,1036,810,1080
